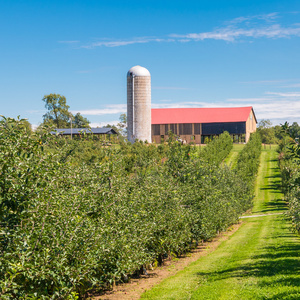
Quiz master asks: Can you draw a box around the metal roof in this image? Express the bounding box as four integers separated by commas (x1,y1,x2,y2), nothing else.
51,127,118,135
151,107,256,124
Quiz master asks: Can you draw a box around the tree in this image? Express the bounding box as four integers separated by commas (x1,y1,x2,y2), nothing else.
289,122,300,139
20,119,32,134
257,119,278,144
117,113,127,137
104,114,127,137
42,94,71,128
42,94,90,129
73,113,90,128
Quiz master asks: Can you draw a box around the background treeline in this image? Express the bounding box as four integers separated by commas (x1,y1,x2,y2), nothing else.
0,118,261,299
278,123,300,232
257,119,300,144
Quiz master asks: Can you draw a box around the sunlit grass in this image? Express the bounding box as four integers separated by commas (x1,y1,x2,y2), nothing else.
224,144,245,168
141,147,300,300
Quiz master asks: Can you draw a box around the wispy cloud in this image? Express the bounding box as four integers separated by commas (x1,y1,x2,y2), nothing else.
66,12,300,49
241,79,290,84
226,97,271,102
226,12,279,25
152,101,222,109
282,83,300,88
90,121,119,127
153,86,189,90
266,91,300,97
172,24,300,42
81,38,168,49
152,88,300,125
240,78,300,88
72,104,126,116
227,91,300,123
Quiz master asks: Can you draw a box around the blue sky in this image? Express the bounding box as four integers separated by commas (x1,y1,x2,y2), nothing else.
1,0,300,128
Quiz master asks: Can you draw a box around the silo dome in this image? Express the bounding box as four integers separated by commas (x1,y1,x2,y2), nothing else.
127,65,151,77
127,65,151,143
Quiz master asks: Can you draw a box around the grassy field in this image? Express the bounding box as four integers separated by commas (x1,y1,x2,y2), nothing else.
141,146,300,300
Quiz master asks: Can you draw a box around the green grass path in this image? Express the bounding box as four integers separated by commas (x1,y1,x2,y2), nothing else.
224,144,245,168
141,147,300,300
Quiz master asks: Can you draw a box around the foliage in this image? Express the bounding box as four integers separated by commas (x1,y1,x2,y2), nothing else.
141,147,293,300
278,122,300,232
200,131,233,165
0,121,261,299
257,119,278,144
42,93,71,128
42,93,90,129
73,112,90,128
256,120,300,145
104,113,128,139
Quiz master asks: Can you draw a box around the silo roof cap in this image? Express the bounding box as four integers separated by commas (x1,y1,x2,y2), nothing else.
127,65,150,77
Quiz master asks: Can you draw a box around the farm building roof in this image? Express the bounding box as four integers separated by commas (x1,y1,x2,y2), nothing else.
151,107,256,124
51,127,118,135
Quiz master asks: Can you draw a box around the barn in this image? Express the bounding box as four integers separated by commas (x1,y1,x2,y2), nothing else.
151,106,257,144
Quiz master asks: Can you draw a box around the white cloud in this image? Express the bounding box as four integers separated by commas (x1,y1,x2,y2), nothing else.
153,86,189,90
241,79,290,84
152,88,300,125
74,12,300,49
72,104,126,116
282,83,300,88
173,24,300,42
227,92,300,124
227,13,279,25
227,97,271,102
31,124,39,131
81,38,165,48
266,92,300,97
90,121,119,127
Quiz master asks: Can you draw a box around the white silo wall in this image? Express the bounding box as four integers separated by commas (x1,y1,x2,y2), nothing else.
127,66,151,143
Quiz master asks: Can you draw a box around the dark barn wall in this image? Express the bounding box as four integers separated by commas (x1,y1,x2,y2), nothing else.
152,122,247,144
202,122,246,135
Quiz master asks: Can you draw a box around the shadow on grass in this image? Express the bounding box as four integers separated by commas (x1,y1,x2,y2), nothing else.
195,220,300,298
259,199,287,212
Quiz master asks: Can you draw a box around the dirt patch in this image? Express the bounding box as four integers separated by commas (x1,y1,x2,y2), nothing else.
91,222,243,300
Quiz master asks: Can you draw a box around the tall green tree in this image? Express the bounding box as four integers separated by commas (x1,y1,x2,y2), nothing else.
42,94,71,128
42,94,90,129
257,119,278,144
73,112,90,128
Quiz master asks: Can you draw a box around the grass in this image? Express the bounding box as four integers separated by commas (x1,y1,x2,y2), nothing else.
224,144,245,168
141,146,300,300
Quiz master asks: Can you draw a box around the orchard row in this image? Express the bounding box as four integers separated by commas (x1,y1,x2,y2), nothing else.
0,118,261,299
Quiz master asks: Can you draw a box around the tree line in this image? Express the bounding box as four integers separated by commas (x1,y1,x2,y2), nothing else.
257,119,300,144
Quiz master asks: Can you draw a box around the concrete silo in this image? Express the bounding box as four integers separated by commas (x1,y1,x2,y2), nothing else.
127,65,151,143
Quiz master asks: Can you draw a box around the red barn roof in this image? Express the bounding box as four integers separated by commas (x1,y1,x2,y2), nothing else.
151,107,255,124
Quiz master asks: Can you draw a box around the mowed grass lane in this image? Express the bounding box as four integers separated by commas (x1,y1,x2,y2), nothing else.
224,144,245,168
141,146,300,300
